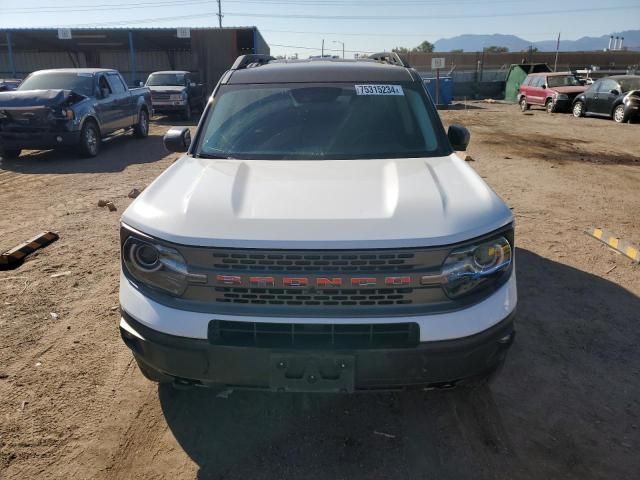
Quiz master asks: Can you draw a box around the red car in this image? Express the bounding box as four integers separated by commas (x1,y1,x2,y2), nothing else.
518,72,587,113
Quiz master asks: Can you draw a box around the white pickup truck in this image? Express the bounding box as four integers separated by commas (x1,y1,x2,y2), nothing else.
119,54,517,392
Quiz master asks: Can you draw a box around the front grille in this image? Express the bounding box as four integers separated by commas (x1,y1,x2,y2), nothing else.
151,93,171,101
208,320,419,349
212,251,417,271
178,245,451,314
214,286,414,306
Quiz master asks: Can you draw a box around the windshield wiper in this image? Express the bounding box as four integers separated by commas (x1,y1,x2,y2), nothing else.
195,152,235,159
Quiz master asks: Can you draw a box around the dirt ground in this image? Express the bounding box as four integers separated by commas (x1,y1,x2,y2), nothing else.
1,104,639,480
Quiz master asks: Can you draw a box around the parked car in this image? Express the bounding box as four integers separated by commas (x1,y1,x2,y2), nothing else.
0,68,152,159
572,75,640,123
119,54,517,392
145,70,205,120
518,72,588,113
0,79,22,92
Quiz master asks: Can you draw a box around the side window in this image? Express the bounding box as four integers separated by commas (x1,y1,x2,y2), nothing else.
98,75,112,96
107,73,127,94
521,76,532,86
602,79,619,94
530,77,543,88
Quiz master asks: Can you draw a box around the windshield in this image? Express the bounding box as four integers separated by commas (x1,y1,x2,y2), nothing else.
146,73,187,86
547,75,582,88
197,83,445,160
18,72,94,96
619,77,640,93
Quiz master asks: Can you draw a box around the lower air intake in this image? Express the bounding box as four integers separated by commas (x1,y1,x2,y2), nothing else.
208,320,420,349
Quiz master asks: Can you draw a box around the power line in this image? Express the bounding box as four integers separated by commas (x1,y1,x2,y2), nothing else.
0,0,537,12
222,5,640,20
18,4,640,28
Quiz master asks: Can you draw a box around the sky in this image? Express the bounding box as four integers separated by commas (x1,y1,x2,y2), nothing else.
2,0,639,58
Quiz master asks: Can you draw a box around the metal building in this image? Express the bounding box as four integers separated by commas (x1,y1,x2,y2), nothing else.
0,27,270,94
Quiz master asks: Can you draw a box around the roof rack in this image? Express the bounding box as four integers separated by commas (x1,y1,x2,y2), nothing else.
368,52,409,68
231,54,276,70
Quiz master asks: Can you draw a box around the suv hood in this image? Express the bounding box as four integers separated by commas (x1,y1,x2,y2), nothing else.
552,86,587,94
148,86,186,94
122,155,513,249
0,89,85,108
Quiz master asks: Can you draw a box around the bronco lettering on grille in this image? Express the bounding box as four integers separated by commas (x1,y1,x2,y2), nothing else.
214,275,414,288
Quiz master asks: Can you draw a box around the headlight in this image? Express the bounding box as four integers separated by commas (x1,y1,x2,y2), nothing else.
422,236,513,298
122,236,206,296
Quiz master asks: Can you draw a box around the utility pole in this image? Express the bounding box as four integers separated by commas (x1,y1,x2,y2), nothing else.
333,40,345,59
217,0,223,28
321,39,325,57
553,32,560,71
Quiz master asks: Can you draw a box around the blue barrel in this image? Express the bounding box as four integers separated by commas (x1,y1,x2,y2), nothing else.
422,76,453,106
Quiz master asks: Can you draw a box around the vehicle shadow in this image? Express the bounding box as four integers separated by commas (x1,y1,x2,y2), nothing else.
158,248,640,480
152,114,202,127
0,132,171,174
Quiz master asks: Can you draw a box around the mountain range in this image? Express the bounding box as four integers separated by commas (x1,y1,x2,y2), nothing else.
433,30,640,52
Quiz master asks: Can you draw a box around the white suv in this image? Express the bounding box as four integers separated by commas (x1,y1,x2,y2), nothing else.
119,54,517,392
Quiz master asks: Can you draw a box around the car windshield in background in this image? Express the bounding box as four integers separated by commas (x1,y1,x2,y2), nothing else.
17,72,94,96
547,75,582,88
197,83,443,160
146,73,186,86
619,78,640,92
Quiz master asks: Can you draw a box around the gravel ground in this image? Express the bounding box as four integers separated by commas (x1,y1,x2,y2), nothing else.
1,104,639,480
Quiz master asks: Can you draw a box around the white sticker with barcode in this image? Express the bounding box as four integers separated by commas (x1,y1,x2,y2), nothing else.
355,84,404,96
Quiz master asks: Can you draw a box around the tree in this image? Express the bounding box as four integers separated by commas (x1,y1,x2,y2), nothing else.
485,46,509,53
393,41,435,54
414,40,435,53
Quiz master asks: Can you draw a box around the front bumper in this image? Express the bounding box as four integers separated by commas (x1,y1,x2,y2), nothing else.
120,310,515,391
0,129,80,150
151,100,187,112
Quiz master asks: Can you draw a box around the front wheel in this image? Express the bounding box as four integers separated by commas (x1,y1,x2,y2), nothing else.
133,109,149,138
182,102,192,121
0,148,21,159
572,101,585,118
79,121,100,157
613,104,628,123
545,99,556,114
519,97,529,112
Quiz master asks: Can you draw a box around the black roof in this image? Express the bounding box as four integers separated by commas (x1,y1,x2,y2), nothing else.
31,68,116,75
226,59,416,84
606,75,640,80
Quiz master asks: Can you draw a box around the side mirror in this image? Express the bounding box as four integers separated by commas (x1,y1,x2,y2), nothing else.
138,81,144,87
610,89,620,96
541,84,547,89
448,124,470,151
101,88,110,98
163,127,191,153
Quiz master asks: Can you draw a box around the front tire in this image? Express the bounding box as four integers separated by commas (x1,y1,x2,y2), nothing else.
182,101,192,121
573,101,585,118
545,99,556,114
133,109,149,138
0,148,21,159
79,121,100,157
613,104,628,123
519,97,529,112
